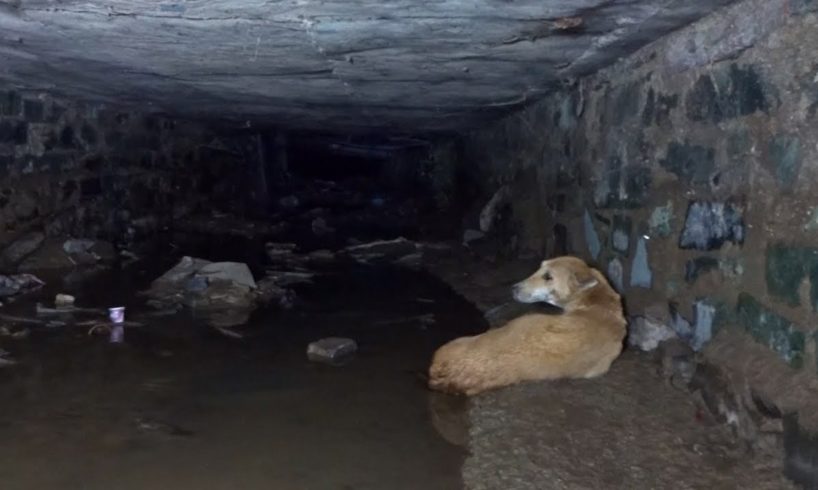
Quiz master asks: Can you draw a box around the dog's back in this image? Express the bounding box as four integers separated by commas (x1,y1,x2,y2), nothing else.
428,256,626,395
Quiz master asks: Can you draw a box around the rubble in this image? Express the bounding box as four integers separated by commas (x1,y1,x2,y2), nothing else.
628,315,678,351
144,256,294,327
0,273,44,297
340,237,423,267
18,238,116,271
307,337,358,364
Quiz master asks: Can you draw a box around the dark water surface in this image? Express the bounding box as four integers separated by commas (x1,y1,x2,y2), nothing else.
0,236,481,489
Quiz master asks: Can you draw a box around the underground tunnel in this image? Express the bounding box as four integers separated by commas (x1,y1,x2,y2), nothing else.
1,0,818,488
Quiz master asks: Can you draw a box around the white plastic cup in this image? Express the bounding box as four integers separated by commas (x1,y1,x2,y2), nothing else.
108,306,125,324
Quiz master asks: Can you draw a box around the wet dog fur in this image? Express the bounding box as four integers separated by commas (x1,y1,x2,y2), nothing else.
428,256,626,396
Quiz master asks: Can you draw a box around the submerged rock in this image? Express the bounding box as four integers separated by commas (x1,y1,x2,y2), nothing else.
307,337,358,364
146,256,290,327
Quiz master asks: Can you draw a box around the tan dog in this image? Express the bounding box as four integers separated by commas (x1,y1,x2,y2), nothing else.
428,256,626,395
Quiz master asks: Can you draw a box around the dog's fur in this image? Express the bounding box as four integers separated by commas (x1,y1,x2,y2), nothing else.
428,256,626,395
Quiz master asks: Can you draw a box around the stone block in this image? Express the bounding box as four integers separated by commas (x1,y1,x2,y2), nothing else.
307,337,358,364
607,257,624,292
611,215,631,255
765,245,818,310
679,201,745,251
669,299,719,351
768,135,802,190
736,293,805,368
630,236,652,288
648,202,673,238
583,209,601,260
594,155,652,209
686,64,770,123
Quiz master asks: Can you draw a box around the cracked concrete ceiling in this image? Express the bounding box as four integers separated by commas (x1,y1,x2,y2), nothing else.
0,0,736,132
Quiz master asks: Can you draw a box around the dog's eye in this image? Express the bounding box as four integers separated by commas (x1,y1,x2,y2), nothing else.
543,272,553,282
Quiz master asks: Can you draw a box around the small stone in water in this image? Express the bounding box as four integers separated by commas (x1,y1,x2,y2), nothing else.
307,337,358,364
55,293,75,307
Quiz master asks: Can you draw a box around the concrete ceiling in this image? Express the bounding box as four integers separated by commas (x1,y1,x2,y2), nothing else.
0,0,736,133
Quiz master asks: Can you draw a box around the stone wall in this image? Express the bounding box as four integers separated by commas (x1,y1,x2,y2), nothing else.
0,86,221,263
453,0,818,481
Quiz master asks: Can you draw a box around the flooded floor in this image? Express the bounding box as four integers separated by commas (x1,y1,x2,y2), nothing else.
0,233,798,490
0,242,482,489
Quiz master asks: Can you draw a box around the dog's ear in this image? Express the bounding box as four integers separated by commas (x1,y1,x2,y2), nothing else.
573,269,598,291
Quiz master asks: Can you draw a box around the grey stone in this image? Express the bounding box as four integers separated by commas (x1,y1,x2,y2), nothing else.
668,300,718,352
583,209,601,261
1,232,45,266
479,186,510,233
151,256,212,288
343,238,421,266
769,135,802,190
594,156,652,209
611,215,631,255
63,238,95,255
628,316,676,352
628,315,677,351
463,229,485,246
307,337,358,364
184,276,209,293
670,305,694,343
679,201,745,251
648,202,674,238
196,262,257,289
0,273,44,297
692,300,716,351
630,237,652,288
607,258,624,292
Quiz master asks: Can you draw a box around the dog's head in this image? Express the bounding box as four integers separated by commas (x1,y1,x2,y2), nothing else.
511,256,598,307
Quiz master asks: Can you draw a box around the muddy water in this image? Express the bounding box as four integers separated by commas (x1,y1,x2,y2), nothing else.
0,246,482,489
